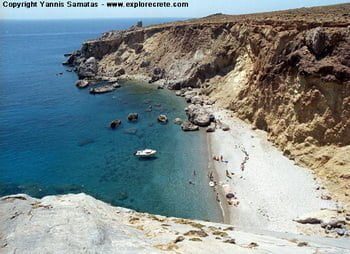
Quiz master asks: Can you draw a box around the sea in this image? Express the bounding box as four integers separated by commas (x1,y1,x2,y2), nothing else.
0,19,222,222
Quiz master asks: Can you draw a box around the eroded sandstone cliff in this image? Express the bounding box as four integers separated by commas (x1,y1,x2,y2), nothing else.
66,4,350,209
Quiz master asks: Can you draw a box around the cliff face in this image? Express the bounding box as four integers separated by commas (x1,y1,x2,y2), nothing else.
67,4,350,208
1,194,348,253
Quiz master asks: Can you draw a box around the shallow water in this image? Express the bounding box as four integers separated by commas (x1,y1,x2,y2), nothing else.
0,19,222,222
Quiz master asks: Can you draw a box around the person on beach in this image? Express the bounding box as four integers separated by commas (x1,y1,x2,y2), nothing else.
226,170,232,179
220,155,223,162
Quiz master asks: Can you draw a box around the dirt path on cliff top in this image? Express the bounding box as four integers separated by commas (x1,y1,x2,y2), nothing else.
209,109,338,234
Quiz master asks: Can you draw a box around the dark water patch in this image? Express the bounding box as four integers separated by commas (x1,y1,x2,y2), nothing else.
77,138,96,147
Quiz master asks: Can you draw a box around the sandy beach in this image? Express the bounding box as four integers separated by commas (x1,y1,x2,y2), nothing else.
207,107,338,234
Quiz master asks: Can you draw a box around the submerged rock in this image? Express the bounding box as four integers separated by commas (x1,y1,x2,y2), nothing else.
145,105,152,112
174,118,183,125
123,128,138,135
127,113,139,121
116,192,128,201
78,138,95,147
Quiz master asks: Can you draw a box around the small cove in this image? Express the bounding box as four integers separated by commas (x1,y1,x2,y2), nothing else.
0,19,222,222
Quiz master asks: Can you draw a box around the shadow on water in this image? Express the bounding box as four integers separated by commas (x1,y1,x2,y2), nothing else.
135,157,158,161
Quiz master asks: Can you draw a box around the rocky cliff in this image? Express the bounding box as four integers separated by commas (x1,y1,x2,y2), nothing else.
66,4,350,209
1,193,349,253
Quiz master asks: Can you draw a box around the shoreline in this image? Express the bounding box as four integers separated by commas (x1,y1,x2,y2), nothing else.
70,73,345,235
100,78,339,233
206,107,339,235
206,133,231,224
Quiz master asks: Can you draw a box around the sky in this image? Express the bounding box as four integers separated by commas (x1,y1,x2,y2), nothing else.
0,0,349,19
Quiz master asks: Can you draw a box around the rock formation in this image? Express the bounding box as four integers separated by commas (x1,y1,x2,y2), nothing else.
75,79,89,88
127,112,139,121
185,104,212,127
157,114,168,124
110,119,122,129
89,83,120,94
1,194,348,253
181,121,199,131
67,3,350,210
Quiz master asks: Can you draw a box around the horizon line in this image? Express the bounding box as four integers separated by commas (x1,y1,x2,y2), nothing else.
1,2,349,21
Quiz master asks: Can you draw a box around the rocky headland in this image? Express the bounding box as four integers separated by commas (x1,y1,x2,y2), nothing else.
65,3,350,213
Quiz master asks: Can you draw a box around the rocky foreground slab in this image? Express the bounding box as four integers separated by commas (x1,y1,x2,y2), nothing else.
1,193,349,253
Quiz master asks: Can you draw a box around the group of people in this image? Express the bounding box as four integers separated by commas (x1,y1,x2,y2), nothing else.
212,155,224,162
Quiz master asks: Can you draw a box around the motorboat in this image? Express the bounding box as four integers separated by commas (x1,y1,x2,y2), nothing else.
134,149,157,158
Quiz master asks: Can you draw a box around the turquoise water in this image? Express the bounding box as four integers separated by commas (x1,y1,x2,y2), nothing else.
0,19,222,222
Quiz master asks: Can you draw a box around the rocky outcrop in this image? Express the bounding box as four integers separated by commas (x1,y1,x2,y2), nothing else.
62,50,81,66
69,4,350,210
78,57,98,79
1,194,349,253
185,104,212,127
294,209,349,236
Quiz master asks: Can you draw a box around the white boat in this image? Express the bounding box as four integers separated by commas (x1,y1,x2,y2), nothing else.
134,149,157,158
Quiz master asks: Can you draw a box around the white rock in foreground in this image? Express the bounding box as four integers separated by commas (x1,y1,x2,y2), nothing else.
0,193,349,254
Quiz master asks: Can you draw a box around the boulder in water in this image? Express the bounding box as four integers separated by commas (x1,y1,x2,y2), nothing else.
110,119,122,129
128,113,139,121
90,83,119,94
157,114,168,124
75,80,89,88
181,121,199,131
